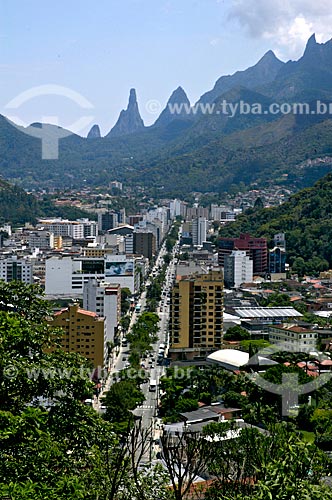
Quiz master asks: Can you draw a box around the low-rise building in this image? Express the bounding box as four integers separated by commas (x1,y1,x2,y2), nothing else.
28,231,54,250
269,324,318,352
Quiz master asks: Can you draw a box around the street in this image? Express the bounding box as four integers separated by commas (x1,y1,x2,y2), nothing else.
96,228,180,461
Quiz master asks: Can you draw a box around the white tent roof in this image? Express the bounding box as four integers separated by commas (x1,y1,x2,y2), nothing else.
207,349,249,370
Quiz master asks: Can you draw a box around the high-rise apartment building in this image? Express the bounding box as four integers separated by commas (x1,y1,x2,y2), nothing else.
50,303,107,368
83,279,121,344
134,232,156,259
45,254,138,295
98,211,118,232
269,246,287,274
169,270,223,360
37,218,98,240
192,217,207,246
28,230,54,250
224,250,253,288
218,233,268,274
0,256,33,284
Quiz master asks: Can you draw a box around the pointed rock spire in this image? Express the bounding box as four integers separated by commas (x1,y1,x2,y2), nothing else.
301,33,332,65
107,88,145,137
306,33,317,49
87,124,101,139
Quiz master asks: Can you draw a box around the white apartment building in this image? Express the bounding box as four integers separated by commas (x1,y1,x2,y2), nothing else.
45,254,137,296
224,250,253,288
192,217,207,246
0,224,12,236
45,256,105,296
170,199,182,219
0,255,33,284
78,219,98,238
124,233,134,254
83,279,121,343
210,205,227,221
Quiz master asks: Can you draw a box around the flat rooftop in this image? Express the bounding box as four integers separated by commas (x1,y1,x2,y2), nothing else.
233,307,302,319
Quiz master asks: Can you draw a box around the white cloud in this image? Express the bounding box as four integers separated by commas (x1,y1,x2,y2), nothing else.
227,0,332,59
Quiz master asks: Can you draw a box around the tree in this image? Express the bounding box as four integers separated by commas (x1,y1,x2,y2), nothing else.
163,253,172,265
253,197,264,211
204,423,331,500
121,288,132,314
127,312,159,356
0,283,136,499
120,315,130,332
103,380,145,431
160,429,209,500
224,326,250,341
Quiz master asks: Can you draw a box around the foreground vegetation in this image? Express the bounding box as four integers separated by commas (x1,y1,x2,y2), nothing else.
1,282,332,499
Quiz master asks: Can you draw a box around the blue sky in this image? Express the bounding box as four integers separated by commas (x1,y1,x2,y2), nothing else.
1,0,331,135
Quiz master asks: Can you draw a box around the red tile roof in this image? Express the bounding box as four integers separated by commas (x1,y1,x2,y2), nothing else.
54,307,98,318
78,308,98,317
319,359,332,366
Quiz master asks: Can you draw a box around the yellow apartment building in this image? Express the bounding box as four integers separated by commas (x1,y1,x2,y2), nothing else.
169,269,223,360
50,303,107,368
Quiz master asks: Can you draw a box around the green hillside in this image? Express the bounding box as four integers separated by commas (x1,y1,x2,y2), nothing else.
220,173,332,274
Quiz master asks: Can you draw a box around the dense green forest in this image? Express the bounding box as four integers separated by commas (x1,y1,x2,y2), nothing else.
220,172,332,274
2,112,332,196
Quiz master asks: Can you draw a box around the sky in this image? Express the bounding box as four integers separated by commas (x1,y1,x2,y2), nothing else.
1,0,332,136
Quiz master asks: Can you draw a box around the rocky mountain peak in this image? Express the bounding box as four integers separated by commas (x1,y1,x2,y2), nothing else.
153,86,191,127
198,50,284,105
87,124,101,139
107,88,145,137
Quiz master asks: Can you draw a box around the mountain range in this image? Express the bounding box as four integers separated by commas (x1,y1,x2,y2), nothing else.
1,34,332,195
